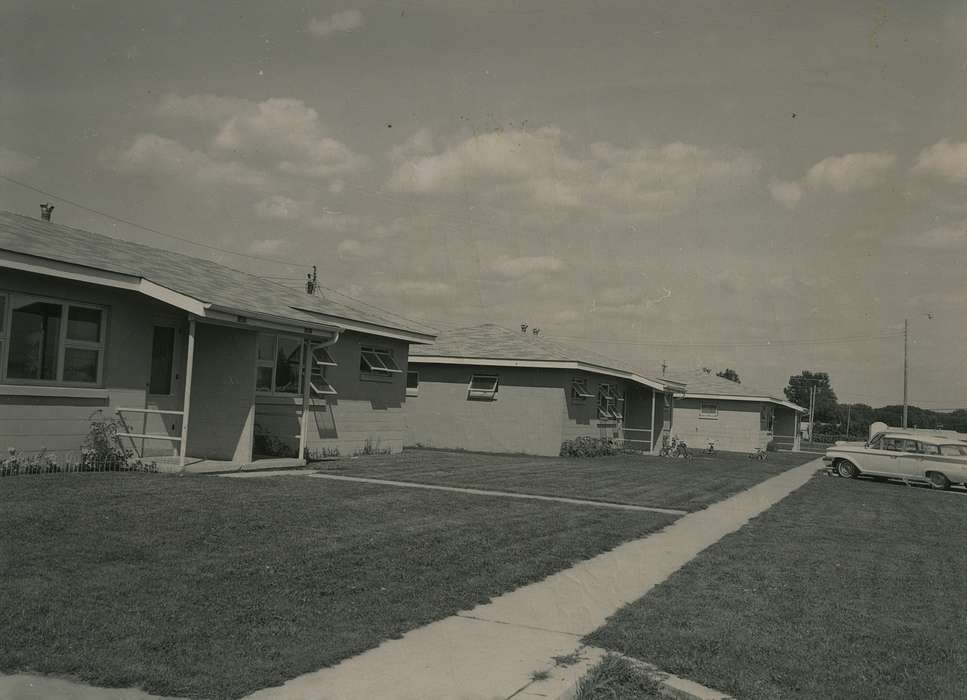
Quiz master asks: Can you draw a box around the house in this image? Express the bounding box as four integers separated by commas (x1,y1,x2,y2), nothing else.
0,210,436,469
404,324,683,456
662,369,805,452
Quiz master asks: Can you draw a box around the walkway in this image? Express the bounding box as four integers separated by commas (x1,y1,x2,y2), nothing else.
309,473,688,515
245,458,823,700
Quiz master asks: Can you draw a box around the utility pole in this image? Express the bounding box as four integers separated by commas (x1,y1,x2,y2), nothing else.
846,403,851,437
808,385,816,441
306,265,318,295
902,318,909,428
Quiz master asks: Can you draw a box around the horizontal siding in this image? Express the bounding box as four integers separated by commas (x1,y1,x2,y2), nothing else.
674,398,767,452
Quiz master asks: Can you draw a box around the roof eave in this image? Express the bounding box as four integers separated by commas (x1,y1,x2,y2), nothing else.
675,391,808,413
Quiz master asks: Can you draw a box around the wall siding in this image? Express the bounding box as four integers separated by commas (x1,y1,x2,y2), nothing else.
0,270,186,458
673,397,768,452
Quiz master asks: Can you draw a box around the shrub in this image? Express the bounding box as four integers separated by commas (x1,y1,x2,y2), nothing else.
352,437,392,457
560,436,618,458
304,446,340,462
82,412,134,469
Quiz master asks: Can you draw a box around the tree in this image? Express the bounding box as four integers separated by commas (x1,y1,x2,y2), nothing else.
716,368,741,383
784,370,838,422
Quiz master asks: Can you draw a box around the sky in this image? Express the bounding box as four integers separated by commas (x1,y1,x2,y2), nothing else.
2,0,966,408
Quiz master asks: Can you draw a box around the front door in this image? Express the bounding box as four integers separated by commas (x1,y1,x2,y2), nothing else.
143,323,185,456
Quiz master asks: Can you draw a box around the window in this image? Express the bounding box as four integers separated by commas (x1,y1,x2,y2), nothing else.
923,443,941,456
700,402,719,418
2,294,105,386
571,377,594,401
882,437,904,452
360,346,402,377
597,383,622,420
467,374,499,399
940,444,967,456
868,434,883,449
900,439,921,454
309,342,338,397
256,333,305,395
406,370,419,397
760,406,775,432
148,326,176,395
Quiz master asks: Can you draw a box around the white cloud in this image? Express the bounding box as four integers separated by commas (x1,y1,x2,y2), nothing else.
388,127,762,217
254,195,305,221
212,97,367,179
337,238,382,259
308,9,365,37
115,133,271,191
248,238,292,256
388,128,436,162
898,221,967,250
768,177,804,208
0,146,37,175
591,286,672,318
491,254,566,279
552,309,582,322
912,139,967,184
158,93,251,123
803,151,895,193
370,280,453,297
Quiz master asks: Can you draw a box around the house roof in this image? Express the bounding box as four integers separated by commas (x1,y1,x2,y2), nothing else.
410,324,682,391
0,210,436,341
661,368,807,413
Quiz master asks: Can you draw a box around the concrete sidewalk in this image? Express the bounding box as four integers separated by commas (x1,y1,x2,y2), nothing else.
246,458,823,700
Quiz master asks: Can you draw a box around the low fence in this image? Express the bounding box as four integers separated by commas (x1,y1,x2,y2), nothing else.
1,453,158,478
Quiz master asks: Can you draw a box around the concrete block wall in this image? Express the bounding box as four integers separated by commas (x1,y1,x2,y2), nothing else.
405,364,566,456
673,397,768,453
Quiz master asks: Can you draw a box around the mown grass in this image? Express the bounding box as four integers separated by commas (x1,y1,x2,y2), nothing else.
0,472,676,699
318,448,817,511
586,475,967,699
573,655,663,699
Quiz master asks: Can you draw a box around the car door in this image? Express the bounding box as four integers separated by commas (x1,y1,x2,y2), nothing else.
863,435,904,477
895,439,925,480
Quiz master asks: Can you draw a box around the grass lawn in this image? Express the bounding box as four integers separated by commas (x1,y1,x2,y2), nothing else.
316,448,817,511
0,473,675,699
585,475,967,700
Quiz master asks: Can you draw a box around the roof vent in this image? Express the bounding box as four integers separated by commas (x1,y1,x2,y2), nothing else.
520,323,528,334
40,203,54,221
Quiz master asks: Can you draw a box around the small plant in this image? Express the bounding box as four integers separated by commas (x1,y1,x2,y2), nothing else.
529,669,551,682
552,651,584,667
560,436,618,458
253,422,298,458
82,412,134,470
1,447,60,477
352,437,393,457
304,446,340,462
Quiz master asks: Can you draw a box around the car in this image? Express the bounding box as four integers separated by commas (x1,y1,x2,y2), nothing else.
823,431,967,490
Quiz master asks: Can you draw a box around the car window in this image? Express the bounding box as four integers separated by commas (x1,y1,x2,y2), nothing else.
922,443,941,456
940,444,967,457
868,435,883,449
882,437,903,451
901,439,921,453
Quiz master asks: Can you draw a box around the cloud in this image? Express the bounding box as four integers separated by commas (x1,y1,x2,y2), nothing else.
912,139,967,184
248,238,292,256
768,178,804,208
388,127,762,217
337,238,382,259
388,128,436,162
370,280,453,297
308,9,365,37
115,133,271,191
803,151,896,193
552,309,582,322
898,221,967,250
212,97,367,179
491,254,566,279
158,93,251,123
254,195,305,221
591,286,672,318
0,146,37,175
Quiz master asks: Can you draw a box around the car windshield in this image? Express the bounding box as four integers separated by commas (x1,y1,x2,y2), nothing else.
939,444,967,456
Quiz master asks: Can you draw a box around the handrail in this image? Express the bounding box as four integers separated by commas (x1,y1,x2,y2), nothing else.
117,407,184,416
117,432,182,442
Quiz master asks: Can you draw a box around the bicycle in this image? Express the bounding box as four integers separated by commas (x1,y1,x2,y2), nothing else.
660,434,690,458
705,440,716,455
749,447,767,460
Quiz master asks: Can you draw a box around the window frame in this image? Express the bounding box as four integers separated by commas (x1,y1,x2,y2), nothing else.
571,376,595,402
597,382,622,421
467,373,499,400
308,341,338,398
406,369,420,397
699,401,719,419
1,292,107,387
359,345,403,380
256,332,306,397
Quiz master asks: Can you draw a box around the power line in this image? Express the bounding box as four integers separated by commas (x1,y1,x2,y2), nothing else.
544,331,904,349
0,174,308,269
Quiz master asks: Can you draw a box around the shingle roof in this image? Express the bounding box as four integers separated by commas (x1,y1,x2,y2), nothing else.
0,210,435,339
410,324,679,389
662,368,805,410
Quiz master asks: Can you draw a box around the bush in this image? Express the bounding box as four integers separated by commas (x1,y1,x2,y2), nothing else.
560,436,618,458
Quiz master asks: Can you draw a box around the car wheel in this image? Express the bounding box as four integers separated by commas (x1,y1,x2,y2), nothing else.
927,472,950,490
836,460,859,479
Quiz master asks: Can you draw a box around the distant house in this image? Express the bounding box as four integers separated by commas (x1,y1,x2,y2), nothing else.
404,324,683,456
662,369,805,452
0,210,435,469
